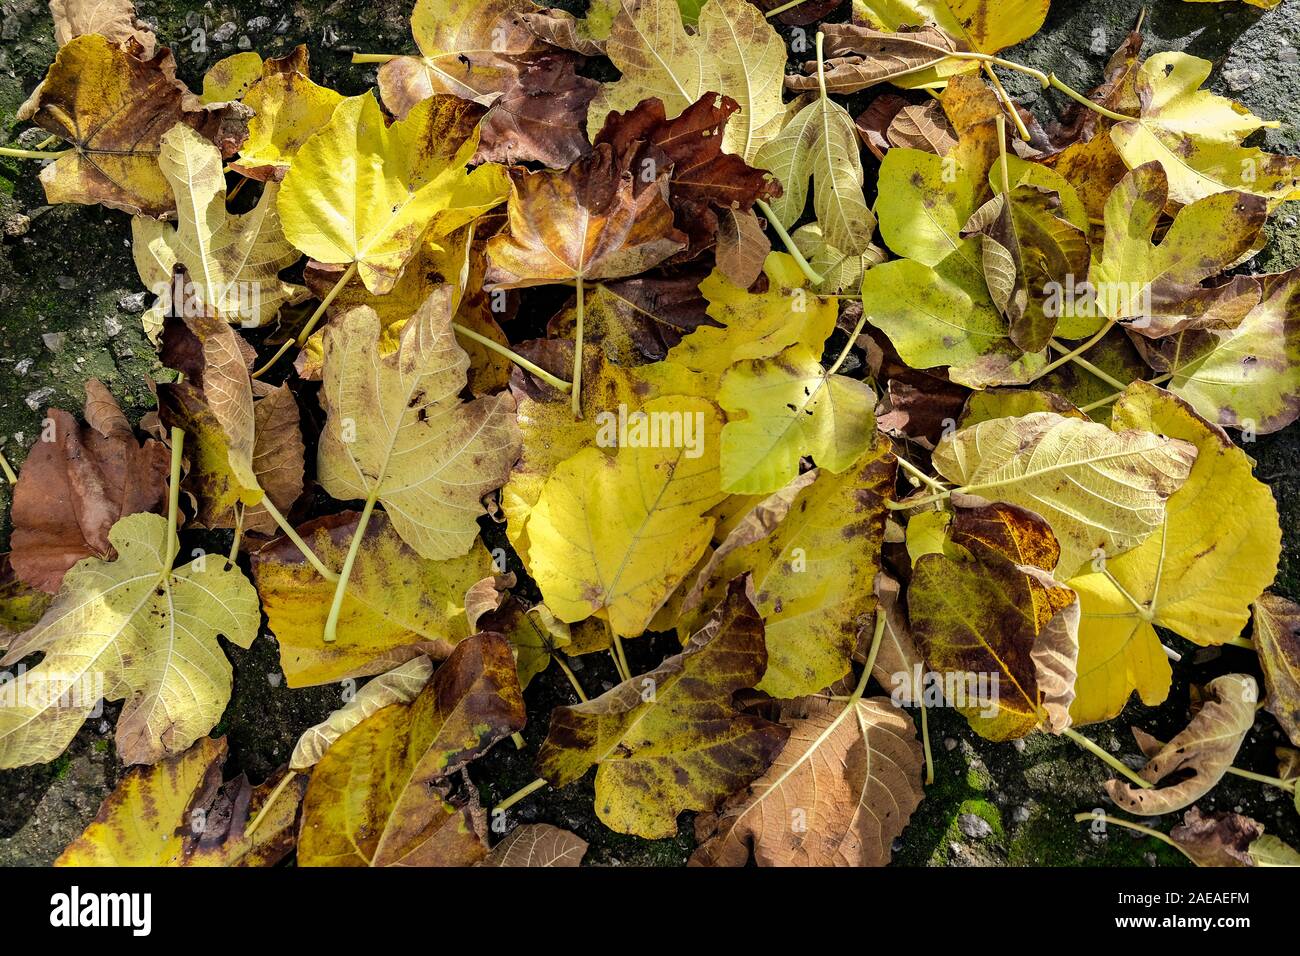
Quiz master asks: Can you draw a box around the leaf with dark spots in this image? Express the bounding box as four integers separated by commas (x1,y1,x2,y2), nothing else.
536,576,788,838
476,54,599,169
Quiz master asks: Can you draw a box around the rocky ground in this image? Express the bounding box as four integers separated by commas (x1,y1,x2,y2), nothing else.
0,0,1298,866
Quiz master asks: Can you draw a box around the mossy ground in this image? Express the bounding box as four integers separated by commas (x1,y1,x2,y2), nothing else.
1,0,1298,865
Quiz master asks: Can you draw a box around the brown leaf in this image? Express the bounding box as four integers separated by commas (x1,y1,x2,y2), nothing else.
480,823,588,866
787,24,963,94
51,0,155,56
1169,806,1263,868
593,93,781,264
22,35,248,217
10,382,168,593
485,142,687,287
1106,674,1258,815
715,207,771,288
475,54,598,169
1253,593,1300,747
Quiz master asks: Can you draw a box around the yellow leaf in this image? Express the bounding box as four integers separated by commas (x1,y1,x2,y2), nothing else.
252,511,494,686
0,513,259,768
230,68,344,181
298,634,524,866
56,737,304,867
279,93,509,294
317,290,521,560
131,123,309,336
526,395,726,637
719,343,875,495
536,577,788,837
1067,383,1280,724
1111,52,1300,207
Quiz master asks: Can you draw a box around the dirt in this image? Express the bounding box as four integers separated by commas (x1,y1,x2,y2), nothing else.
0,0,1298,866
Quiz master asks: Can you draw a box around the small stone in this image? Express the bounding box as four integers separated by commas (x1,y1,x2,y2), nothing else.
212,21,238,43
42,332,66,353
2,213,29,237
98,719,111,734
943,737,958,751
247,15,271,31
14,358,33,376
56,275,76,290
1012,738,1026,752
1221,68,1260,93
1144,852,1157,866
103,315,123,337
118,291,148,314
25,386,56,411
1012,805,1031,823
958,813,993,840
237,34,252,49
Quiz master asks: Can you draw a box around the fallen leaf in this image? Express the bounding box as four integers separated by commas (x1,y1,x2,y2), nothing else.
1253,593,1300,747
476,54,598,169
228,58,345,181
10,381,168,593
536,576,789,838
0,555,52,648
0,512,259,768
56,737,303,866
51,0,155,55
1105,674,1257,815
298,632,525,866
317,290,521,560
290,657,434,770
1169,806,1263,868
480,824,588,866
786,24,964,94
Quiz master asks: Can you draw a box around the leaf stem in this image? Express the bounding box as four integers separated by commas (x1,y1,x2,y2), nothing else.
1048,336,1128,391
756,199,824,287
1223,635,1255,651
854,611,887,703
252,261,358,379
896,455,948,495
1048,73,1138,123
1072,812,1188,859
0,447,16,484
494,776,547,815
571,277,585,417
259,494,339,582
984,64,1032,142
764,0,812,16
885,487,951,511
553,654,589,702
1079,372,1173,414
244,770,298,838
919,697,935,785
1062,726,1153,790
827,306,869,376
1226,766,1295,792
451,322,571,392
1031,320,1117,382
612,629,633,680
227,504,244,566
323,491,378,643
351,53,399,64
165,427,185,566
0,145,71,160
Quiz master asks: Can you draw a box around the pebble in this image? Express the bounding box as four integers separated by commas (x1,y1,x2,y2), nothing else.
118,291,147,314
24,387,55,411
2,213,29,237
103,315,122,337
14,358,33,376
1012,738,1026,752
55,276,76,290
958,813,993,839
41,332,65,353
1222,68,1261,92
943,737,958,751
1012,805,1031,823
247,15,271,32
1144,852,1157,866
212,22,238,43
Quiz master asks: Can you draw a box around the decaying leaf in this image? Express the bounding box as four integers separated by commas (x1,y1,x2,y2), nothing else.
51,0,156,55
1169,807,1264,868
1106,674,1257,815
0,513,259,768
1254,593,1300,747
480,824,588,866
317,290,522,560
290,657,435,770
252,511,494,687
692,694,923,866
57,737,304,867
536,577,788,838
23,34,247,217
298,633,524,866
10,381,169,593
0,555,52,648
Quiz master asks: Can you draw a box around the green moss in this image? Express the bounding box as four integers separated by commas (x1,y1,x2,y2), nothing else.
1009,807,1188,868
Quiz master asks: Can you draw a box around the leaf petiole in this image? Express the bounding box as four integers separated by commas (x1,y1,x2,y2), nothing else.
351,53,400,64
227,504,244,567
1061,726,1153,790
571,277,585,417
259,494,339,582
0,145,71,160
252,261,359,379
0,447,16,484
494,776,548,815
554,654,589,702
323,491,378,642
451,322,571,393
1048,336,1129,391
245,770,299,838
984,64,1032,142
165,427,185,569
755,199,824,287
1072,812,1189,859
1031,320,1117,383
